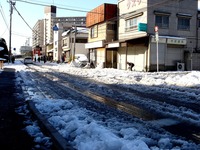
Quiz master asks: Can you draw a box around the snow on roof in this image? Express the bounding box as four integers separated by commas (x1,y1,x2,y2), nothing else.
62,27,88,37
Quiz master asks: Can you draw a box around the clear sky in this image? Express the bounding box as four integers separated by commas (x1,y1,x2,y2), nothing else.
0,0,117,54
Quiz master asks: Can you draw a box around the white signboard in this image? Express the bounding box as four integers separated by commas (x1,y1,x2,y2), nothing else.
85,41,104,49
167,38,186,45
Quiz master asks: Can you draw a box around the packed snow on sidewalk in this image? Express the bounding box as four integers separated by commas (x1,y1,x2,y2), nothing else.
3,60,200,150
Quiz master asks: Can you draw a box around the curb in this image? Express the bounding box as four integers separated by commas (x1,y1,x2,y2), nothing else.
27,100,73,150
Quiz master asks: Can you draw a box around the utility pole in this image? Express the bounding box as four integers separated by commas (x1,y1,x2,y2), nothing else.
73,26,77,61
9,0,16,63
44,19,47,63
155,26,159,72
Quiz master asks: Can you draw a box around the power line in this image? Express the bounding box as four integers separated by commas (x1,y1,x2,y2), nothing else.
0,3,9,36
13,4,35,33
15,0,91,13
0,4,9,28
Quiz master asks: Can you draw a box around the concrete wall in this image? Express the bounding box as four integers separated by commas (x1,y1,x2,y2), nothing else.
192,53,200,70
147,0,198,50
185,52,200,71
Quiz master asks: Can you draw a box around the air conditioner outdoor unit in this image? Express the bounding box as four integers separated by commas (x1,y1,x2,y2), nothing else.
177,63,185,71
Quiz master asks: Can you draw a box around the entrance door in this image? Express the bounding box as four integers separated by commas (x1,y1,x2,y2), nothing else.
106,50,117,68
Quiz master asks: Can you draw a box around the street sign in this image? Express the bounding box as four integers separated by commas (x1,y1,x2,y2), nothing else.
154,26,158,32
53,25,59,31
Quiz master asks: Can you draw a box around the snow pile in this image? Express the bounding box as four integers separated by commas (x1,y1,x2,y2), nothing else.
33,99,152,150
33,98,199,150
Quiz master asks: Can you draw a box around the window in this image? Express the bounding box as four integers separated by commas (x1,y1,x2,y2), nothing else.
155,15,169,28
177,17,190,30
63,39,67,47
90,25,98,38
125,18,137,30
76,39,87,43
91,27,94,38
107,24,116,30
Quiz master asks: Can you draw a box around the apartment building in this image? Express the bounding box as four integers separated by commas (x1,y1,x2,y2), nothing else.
117,0,199,71
44,5,56,58
85,3,118,68
32,20,44,59
32,20,44,48
32,5,56,60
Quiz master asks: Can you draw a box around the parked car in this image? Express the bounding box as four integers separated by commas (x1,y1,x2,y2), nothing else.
0,38,9,62
24,57,33,64
74,54,88,67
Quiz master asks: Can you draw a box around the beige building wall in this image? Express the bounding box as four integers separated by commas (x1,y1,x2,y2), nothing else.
117,47,126,70
96,48,106,66
118,0,147,40
88,23,106,43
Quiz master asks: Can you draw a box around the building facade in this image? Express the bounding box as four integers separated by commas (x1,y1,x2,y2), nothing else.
32,20,44,60
52,17,86,61
85,0,200,71
85,3,118,68
117,0,199,71
32,6,86,62
32,5,56,60
62,27,88,62
44,5,56,57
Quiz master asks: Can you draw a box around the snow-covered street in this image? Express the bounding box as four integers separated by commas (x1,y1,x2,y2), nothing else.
3,60,200,150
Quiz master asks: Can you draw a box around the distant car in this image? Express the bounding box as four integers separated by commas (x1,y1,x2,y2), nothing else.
74,54,88,67
24,57,33,64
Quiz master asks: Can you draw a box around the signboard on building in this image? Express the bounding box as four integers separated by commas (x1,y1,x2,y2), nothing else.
138,23,147,31
85,41,104,49
167,38,187,45
107,42,120,48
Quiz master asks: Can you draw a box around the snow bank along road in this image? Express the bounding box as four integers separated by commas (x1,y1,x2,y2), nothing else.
19,63,200,149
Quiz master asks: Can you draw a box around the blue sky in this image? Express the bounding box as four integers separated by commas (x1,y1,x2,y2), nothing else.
0,0,117,53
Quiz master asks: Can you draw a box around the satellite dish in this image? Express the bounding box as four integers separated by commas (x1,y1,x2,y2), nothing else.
0,47,4,51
